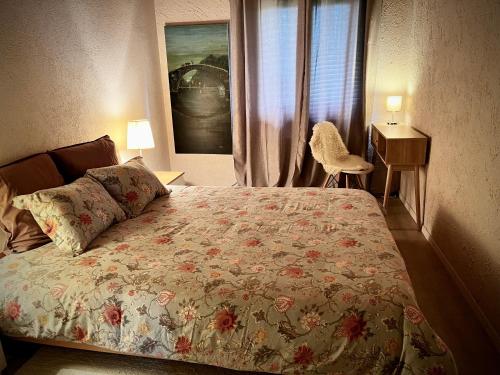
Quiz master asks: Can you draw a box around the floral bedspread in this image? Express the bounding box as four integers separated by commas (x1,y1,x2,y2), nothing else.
0,187,456,374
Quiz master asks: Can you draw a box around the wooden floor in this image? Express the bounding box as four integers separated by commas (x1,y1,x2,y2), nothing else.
383,197,499,374
2,197,499,374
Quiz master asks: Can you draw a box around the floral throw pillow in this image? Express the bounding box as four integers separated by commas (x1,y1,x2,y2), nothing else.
86,156,169,218
12,177,126,256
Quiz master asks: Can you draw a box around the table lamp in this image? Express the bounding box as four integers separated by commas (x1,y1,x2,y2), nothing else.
386,96,402,125
127,119,154,156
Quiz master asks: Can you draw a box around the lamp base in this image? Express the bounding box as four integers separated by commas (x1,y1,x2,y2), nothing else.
386,121,398,125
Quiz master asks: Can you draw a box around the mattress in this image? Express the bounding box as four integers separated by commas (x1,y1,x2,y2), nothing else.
0,186,456,374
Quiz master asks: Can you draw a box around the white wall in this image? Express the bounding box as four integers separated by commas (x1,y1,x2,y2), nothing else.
0,0,169,171
153,0,236,186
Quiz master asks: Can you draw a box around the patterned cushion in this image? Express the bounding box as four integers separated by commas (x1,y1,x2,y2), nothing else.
86,157,169,218
12,177,126,256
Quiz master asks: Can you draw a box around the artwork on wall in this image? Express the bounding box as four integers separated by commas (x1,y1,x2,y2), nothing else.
164,22,232,154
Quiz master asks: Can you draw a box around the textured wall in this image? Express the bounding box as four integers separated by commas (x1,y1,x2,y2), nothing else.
368,0,500,344
365,0,414,126
0,0,169,171
153,0,236,186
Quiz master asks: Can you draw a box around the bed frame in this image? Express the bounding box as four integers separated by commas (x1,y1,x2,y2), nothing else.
7,335,156,359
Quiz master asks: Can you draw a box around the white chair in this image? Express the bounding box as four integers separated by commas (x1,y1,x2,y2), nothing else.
309,121,374,189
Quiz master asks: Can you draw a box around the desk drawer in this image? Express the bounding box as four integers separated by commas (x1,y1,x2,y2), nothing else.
385,138,427,165
371,125,386,158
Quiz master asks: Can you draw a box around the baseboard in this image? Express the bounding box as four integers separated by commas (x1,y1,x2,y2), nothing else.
399,195,500,352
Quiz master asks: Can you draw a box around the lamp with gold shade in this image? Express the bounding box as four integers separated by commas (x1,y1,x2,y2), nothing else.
127,119,154,156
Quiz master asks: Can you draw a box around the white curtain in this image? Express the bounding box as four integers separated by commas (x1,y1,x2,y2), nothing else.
257,1,299,127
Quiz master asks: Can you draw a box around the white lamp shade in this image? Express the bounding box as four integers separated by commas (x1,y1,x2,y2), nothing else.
386,96,402,112
127,120,155,150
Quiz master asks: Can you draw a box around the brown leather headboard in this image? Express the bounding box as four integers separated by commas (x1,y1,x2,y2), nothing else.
0,153,65,252
49,135,119,183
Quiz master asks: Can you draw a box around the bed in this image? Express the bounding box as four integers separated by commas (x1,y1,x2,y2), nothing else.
0,186,456,374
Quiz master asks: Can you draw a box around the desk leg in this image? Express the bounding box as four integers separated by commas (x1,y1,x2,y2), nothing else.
414,166,421,230
383,164,393,209
0,339,6,372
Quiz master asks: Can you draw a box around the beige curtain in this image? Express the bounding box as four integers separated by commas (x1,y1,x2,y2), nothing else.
230,0,366,187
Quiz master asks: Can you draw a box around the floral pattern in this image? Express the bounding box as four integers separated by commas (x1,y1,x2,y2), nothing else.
0,187,456,374
12,177,126,256
86,157,169,218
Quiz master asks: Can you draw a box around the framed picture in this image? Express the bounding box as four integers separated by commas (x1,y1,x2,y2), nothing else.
164,22,232,154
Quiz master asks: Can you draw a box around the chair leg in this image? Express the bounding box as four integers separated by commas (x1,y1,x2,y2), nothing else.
355,174,364,190
334,173,340,188
322,174,331,188
345,174,349,189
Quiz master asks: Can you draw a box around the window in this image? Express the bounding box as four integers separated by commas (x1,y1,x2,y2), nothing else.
309,0,363,129
254,0,364,133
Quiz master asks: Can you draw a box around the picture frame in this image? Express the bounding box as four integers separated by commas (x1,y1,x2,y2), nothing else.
164,21,232,154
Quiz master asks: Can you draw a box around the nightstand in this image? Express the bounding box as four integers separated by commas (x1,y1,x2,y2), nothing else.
371,123,428,229
154,171,184,185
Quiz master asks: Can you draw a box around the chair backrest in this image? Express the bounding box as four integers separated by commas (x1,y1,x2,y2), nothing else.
309,121,349,166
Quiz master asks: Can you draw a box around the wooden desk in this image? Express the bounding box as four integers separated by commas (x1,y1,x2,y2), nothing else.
371,124,428,229
154,171,184,185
